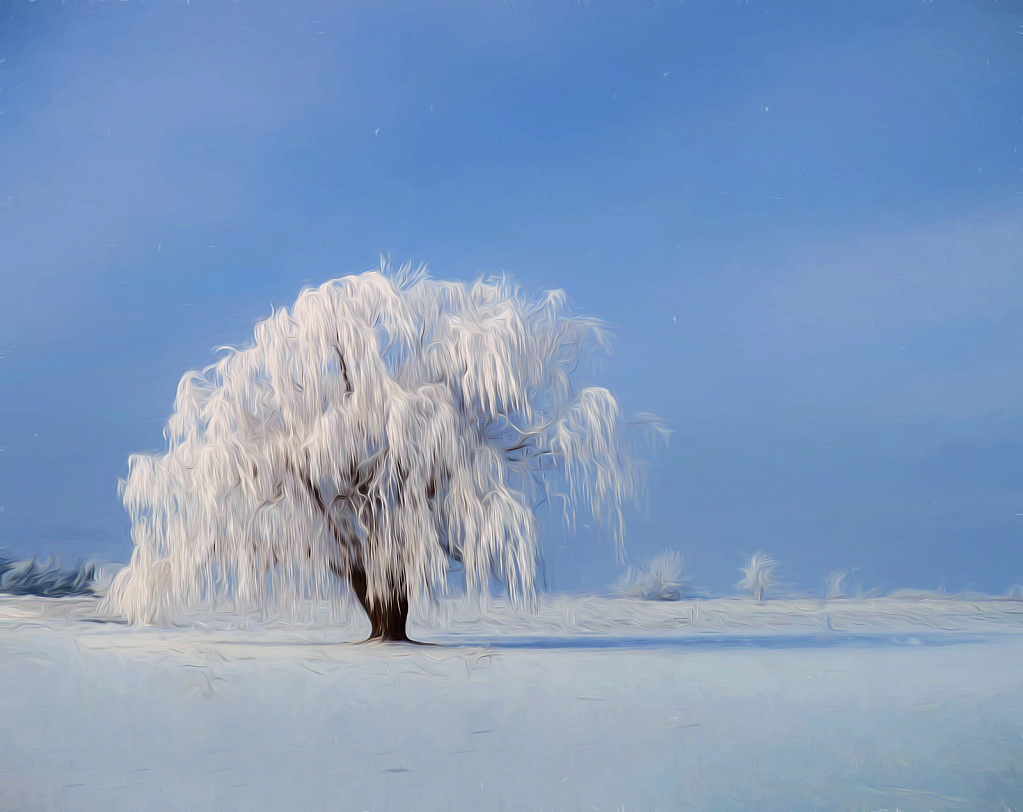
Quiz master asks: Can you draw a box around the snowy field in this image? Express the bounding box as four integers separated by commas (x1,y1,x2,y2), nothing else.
3,594,1023,812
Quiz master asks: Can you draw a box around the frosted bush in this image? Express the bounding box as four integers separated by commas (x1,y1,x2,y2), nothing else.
615,551,689,601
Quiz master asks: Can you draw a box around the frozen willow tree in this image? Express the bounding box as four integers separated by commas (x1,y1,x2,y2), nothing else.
104,264,663,640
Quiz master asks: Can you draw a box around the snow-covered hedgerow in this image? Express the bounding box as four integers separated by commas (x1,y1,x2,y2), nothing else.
0,555,99,598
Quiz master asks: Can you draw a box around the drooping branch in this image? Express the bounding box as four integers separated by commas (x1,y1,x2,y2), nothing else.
335,345,352,395
284,456,358,571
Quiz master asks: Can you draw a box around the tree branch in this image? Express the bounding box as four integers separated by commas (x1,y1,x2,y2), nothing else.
284,456,358,572
335,345,352,395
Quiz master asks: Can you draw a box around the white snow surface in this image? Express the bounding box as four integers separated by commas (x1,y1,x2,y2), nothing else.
3,594,1023,811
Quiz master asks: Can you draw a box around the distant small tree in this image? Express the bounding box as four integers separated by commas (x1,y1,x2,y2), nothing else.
103,264,664,640
615,550,689,601
823,570,848,600
1002,584,1023,601
737,553,779,601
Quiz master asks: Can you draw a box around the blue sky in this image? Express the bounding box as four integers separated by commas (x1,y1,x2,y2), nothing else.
2,0,1022,595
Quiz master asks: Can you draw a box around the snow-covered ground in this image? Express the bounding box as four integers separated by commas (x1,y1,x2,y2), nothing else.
3,594,1023,811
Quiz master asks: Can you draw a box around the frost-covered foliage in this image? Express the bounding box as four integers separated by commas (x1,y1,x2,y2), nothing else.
737,553,779,601
0,555,98,597
104,263,664,625
615,551,689,601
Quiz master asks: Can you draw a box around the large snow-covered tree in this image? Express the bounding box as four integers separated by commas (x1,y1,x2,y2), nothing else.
103,263,662,640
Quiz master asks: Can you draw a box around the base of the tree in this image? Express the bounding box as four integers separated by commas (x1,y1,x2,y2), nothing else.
347,563,417,643
358,634,434,646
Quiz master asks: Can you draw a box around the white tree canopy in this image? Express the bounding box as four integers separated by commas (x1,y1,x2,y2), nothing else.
104,264,664,624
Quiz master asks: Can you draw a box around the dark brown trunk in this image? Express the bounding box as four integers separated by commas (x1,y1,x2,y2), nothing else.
290,457,415,643
348,563,411,643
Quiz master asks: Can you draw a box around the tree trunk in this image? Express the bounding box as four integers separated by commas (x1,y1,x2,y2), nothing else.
348,563,411,642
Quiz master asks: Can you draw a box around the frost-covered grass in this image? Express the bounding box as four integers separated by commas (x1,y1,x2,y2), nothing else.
3,592,1023,811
